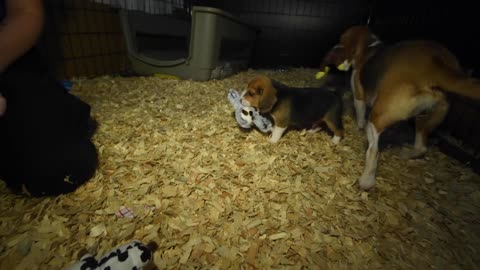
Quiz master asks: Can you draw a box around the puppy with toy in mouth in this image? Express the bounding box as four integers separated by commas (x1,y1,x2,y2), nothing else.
241,75,344,144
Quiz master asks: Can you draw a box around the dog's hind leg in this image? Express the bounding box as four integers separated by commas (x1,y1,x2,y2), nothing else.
323,104,344,144
403,95,449,159
358,85,419,190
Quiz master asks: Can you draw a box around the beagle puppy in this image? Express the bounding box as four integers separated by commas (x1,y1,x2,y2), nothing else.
241,75,344,144
324,25,480,190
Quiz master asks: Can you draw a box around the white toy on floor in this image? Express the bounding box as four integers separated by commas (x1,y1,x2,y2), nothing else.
66,240,158,270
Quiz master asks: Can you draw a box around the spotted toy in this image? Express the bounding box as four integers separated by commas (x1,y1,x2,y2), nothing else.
66,240,158,270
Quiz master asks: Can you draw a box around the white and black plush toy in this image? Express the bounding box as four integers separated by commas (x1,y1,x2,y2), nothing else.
66,240,158,270
227,89,272,133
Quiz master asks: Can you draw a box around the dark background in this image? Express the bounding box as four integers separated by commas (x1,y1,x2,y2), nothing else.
40,0,480,76
192,0,479,72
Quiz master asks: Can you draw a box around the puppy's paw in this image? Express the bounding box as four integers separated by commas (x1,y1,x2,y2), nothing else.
269,126,286,143
358,173,376,191
331,135,341,145
269,136,280,144
356,121,366,131
307,127,322,133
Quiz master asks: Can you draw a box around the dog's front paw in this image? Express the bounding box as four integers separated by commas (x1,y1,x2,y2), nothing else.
307,127,322,133
331,135,341,145
356,120,366,130
269,126,286,143
269,135,279,144
358,173,376,191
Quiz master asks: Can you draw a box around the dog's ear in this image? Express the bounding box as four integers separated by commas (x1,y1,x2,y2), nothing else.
340,29,355,60
247,75,278,113
256,86,264,96
353,34,368,61
340,25,373,67
246,79,265,97
258,83,277,113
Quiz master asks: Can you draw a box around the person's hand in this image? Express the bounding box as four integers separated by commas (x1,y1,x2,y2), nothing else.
0,0,44,73
0,94,6,116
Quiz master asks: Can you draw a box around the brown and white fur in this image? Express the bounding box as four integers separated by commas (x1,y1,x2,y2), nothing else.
326,25,480,191
241,75,344,144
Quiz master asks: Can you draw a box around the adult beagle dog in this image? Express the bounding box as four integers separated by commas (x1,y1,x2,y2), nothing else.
325,25,480,190
241,75,344,144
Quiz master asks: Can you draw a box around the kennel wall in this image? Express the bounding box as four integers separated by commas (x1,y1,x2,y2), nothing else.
119,5,259,81
38,1,131,79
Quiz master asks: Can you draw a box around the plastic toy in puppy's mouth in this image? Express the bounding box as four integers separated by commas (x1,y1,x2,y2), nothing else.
227,88,272,133
240,107,255,124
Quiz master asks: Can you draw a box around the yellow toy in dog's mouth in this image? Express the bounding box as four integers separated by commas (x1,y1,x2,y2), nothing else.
315,66,330,79
315,60,352,79
337,60,352,71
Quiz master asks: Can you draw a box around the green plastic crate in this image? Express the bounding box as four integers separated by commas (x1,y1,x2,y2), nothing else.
119,6,258,81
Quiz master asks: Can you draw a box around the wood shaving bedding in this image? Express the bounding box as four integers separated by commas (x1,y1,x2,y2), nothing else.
0,68,479,270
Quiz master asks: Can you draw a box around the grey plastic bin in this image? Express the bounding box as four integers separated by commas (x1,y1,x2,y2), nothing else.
119,6,258,81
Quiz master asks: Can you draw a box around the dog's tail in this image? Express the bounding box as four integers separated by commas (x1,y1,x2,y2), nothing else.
434,60,480,100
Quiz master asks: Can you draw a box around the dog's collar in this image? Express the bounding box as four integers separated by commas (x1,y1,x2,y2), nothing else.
368,39,382,47
331,39,381,50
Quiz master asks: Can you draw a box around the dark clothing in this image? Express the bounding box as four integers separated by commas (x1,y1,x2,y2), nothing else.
0,48,98,196
0,0,4,21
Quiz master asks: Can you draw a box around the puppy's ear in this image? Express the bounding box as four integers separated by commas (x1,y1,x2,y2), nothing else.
256,87,264,96
259,85,277,113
